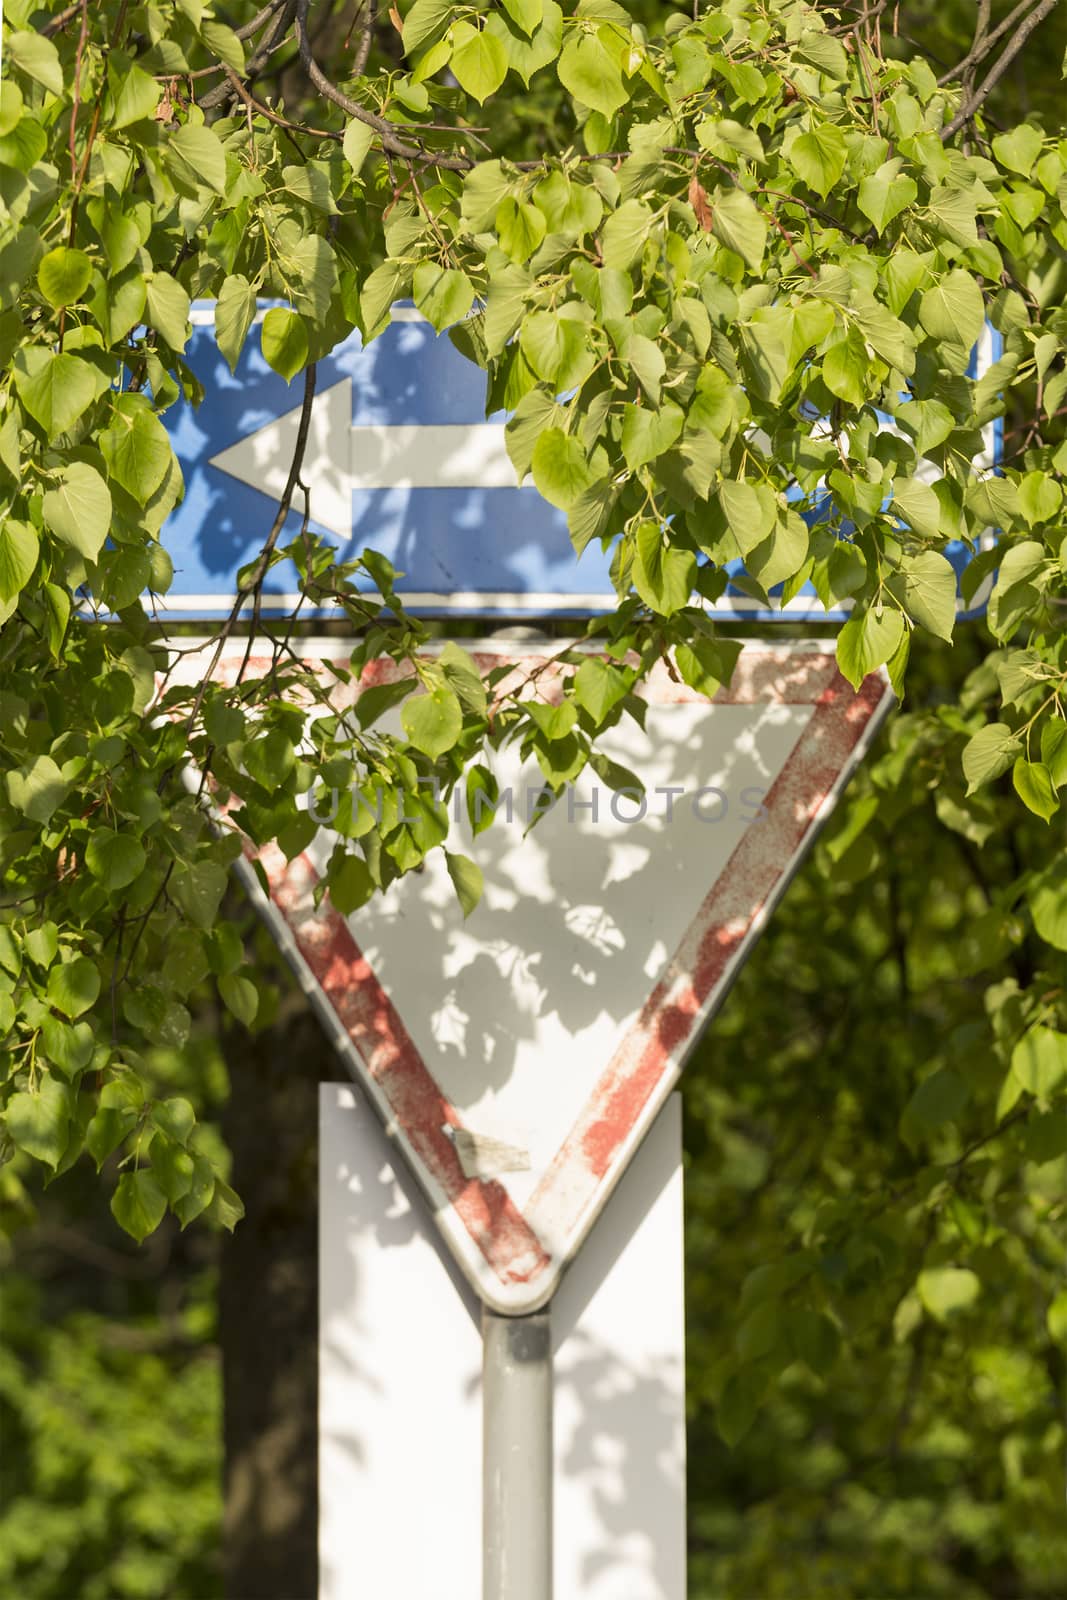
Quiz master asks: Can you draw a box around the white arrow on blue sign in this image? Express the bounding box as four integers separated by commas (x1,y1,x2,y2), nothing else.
160,304,1001,621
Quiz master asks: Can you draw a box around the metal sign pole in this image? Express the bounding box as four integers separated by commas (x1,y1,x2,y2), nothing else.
482,1307,553,1600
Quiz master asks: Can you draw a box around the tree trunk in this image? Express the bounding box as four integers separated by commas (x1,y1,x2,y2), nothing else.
219,1002,327,1600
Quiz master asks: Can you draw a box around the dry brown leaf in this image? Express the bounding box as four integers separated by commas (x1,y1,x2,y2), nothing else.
688,173,713,232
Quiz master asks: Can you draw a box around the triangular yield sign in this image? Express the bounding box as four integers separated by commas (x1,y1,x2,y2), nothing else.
190,640,891,1312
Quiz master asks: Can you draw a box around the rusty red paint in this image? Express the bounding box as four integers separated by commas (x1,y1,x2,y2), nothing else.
253,843,550,1285
527,660,887,1218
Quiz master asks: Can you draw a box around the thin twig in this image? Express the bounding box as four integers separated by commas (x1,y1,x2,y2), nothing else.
222,66,343,141
183,361,319,737
43,1,81,37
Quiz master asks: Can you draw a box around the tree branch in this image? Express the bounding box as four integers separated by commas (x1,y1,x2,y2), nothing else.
292,0,473,171
938,0,1032,84
941,0,1062,139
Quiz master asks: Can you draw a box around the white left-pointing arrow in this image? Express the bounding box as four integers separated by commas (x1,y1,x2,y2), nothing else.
208,378,517,539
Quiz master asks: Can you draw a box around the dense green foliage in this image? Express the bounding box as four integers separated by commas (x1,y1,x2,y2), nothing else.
0,1,1065,1594
0,1033,228,1599
685,626,1065,1597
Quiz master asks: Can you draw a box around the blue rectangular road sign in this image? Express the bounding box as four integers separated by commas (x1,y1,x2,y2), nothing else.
159,304,1000,621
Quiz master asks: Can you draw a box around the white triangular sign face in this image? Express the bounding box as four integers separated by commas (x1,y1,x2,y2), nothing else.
194,640,891,1311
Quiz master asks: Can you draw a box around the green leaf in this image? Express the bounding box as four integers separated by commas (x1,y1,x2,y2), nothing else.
675,635,741,698
718,481,777,556
219,972,258,1026
526,700,577,742
822,337,868,406
37,247,92,309
992,124,1044,177
151,1097,196,1145
531,429,592,509
1018,836,1067,954
620,400,684,470
47,957,101,1020
0,518,38,603
174,1154,217,1226
927,186,979,248
283,161,338,214
632,522,695,616
710,187,766,270
86,828,147,891
962,723,1022,794
40,1016,94,1080
857,163,918,233
0,927,21,978
172,861,229,929
4,1078,71,1168
7,31,64,96
572,657,629,723
1013,758,1058,822
244,728,296,788
99,396,172,504
145,271,191,350
485,2,563,87
108,52,161,128
450,21,509,103
797,29,849,79
919,270,984,351
891,550,956,641
200,19,245,74
600,200,652,269
13,348,102,440
261,307,309,382
151,1136,196,1204
26,927,60,973
207,1178,245,1231
917,1267,980,1322
6,755,69,824
342,118,375,176
1011,1026,1067,1097
836,607,906,689
42,462,112,562
896,399,954,455
746,511,809,591
496,198,546,264
851,298,916,375
401,684,463,758
445,850,484,917
329,852,375,915
502,0,543,34
86,1104,138,1168
788,125,847,198
558,32,628,117
111,1170,168,1242
403,0,455,55
165,122,228,196
1041,719,1067,787
1017,470,1062,527
412,262,474,332
215,274,257,373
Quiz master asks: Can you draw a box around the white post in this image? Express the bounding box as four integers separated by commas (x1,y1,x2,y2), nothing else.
483,1308,554,1600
